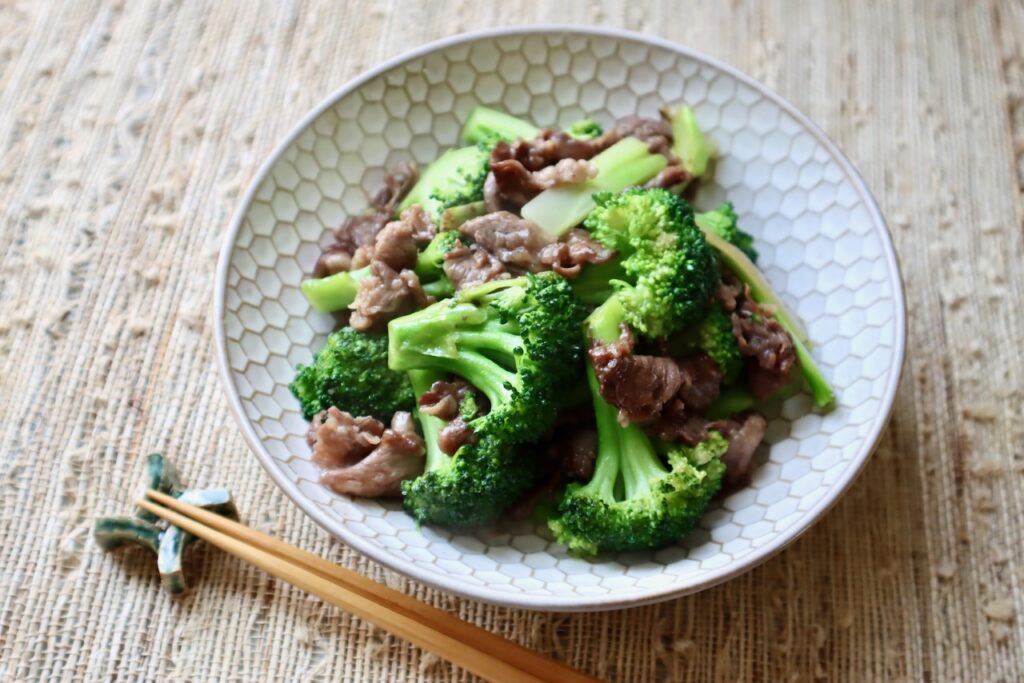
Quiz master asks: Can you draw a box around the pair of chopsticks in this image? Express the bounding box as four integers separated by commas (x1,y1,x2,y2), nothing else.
139,490,599,683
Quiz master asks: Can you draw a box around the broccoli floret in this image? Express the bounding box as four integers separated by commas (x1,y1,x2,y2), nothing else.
548,299,726,556
290,327,414,421
415,230,461,280
579,187,718,338
668,305,743,385
400,145,490,221
695,202,758,262
566,119,603,140
395,276,585,526
403,370,535,527
388,272,587,443
461,106,540,146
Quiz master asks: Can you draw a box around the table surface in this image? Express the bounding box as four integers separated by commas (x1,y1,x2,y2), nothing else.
2,1,1022,681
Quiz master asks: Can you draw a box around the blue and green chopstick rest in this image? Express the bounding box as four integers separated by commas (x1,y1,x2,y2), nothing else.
94,453,238,594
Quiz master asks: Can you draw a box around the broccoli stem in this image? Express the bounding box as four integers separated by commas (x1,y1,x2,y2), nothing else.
567,255,627,305
582,296,667,503
408,369,451,473
421,277,454,299
300,266,371,312
461,106,540,145
661,104,713,178
520,138,668,237
432,348,517,408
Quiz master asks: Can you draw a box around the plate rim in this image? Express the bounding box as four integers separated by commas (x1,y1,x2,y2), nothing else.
214,24,907,611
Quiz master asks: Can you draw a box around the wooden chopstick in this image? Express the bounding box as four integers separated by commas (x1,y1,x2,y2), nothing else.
140,491,599,683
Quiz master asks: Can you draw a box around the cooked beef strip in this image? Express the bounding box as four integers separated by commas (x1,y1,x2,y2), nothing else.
487,158,597,213
349,261,432,331
458,211,553,272
606,116,674,156
716,273,743,313
437,416,477,455
676,354,723,413
312,245,354,278
730,291,797,399
419,379,476,421
538,228,616,278
708,413,767,487
369,160,418,212
313,162,419,276
491,129,606,171
643,164,691,190
589,324,684,424
371,205,437,271
442,243,510,290
320,411,425,498
646,399,712,445
310,408,385,469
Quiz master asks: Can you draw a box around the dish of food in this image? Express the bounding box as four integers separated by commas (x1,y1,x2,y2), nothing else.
217,27,904,609
289,102,836,557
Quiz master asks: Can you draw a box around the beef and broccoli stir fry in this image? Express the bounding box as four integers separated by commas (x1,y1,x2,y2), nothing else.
289,105,834,556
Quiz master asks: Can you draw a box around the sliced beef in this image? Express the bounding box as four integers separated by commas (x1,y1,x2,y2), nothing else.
437,416,477,455
731,294,797,400
335,162,419,250
538,228,616,278
369,160,418,212
320,411,425,498
349,261,432,331
419,378,476,421
589,324,683,424
676,354,723,413
606,116,674,156
310,408,385,469
708,413,767,487
312,245,354,278
646,399,712,445
371,205,437,271
487,158,597,213
443,243,510,290
313,162,419,276
490,129,607,171
716,274,743,313
458,211,554,272
644,164,691,190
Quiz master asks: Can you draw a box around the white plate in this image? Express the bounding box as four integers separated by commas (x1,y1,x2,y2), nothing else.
215,26,906,611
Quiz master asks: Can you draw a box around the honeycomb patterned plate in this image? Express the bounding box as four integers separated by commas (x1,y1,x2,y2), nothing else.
215,26,906,611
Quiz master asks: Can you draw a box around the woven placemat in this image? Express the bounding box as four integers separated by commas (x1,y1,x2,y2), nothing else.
1,1,1021,680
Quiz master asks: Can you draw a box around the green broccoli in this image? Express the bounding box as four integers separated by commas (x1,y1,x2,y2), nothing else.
566,119,603,140
388,272,586,443
521,137,668,236
392,274,586,526
403,370,534,527
289,327,414,421
461,106,540,146
576,187,719,338
695,202,758,262
400,145,491,221
439,201,486,231
548,298,727,556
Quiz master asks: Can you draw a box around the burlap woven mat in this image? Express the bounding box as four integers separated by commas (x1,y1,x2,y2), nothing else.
1,1,1021,681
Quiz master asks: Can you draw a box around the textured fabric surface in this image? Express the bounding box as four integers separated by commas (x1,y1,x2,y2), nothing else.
0,1,1021,681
